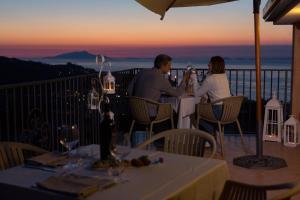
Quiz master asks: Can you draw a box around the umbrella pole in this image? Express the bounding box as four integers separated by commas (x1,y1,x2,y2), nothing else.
254,0,263,158
233,0,287,169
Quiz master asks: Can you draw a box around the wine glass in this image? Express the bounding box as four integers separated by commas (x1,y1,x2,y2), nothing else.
58,124,80,154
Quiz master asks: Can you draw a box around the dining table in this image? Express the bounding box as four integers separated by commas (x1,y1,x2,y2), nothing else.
0,145,229,200
161,95,201,129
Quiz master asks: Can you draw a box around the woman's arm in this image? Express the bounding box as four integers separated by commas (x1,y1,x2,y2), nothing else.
193,78,209,97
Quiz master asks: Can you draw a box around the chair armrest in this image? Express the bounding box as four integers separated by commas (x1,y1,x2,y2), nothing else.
155,103,172,121
226,180,296,191
211,96,245,105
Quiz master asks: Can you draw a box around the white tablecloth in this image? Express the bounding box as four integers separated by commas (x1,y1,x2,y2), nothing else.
161,96,201,128
0,145,229,200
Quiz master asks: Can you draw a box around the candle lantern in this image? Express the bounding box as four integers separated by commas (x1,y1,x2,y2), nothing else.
283,115,300,147
87,88,100,110
263,93,283,142
103,70,116,94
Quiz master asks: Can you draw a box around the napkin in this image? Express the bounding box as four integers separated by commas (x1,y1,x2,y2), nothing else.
37,174,116,198
24,152,69,168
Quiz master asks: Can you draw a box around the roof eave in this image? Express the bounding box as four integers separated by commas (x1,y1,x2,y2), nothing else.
263,0,300,22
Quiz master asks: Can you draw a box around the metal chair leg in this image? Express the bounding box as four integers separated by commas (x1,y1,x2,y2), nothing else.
127,120,135,147
236,119,245,145
149,122,154,140
170,117,174,129
218,122,225,158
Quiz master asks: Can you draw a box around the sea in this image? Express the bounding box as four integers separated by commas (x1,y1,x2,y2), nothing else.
32,57,292,72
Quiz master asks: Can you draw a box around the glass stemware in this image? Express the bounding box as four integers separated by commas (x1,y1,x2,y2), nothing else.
57,124,80,154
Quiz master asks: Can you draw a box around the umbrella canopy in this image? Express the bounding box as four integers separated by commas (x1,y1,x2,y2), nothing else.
136,0,237,19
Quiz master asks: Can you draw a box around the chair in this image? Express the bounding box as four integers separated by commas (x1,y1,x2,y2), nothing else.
0,145,9,170
270,183,300,200
127,96,174,146
137,129,217,158
196,96,245,157
0,142,48,170
219,180,296,200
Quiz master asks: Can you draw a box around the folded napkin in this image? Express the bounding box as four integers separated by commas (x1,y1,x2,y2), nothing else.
37,174,116,198
25,152,70,168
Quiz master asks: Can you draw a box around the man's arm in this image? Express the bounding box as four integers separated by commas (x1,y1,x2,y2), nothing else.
160,76,186,97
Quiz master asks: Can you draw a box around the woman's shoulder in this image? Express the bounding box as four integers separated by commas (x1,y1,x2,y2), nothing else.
207,73,227,79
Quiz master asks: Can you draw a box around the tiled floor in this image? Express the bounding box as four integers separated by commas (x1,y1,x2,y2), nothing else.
220,135,300,199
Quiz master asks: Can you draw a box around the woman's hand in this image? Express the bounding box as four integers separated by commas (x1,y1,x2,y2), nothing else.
183,71,191,84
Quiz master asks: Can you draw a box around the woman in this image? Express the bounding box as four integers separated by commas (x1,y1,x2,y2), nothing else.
192,56,231,133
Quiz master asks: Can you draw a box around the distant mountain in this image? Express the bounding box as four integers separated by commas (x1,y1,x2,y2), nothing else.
45,51,151,61
0,56,96,85
46,51,96,60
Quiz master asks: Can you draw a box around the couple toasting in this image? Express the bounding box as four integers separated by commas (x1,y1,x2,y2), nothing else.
127,54,231,132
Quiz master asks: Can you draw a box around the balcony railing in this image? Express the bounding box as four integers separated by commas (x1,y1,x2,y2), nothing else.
0,68,292,150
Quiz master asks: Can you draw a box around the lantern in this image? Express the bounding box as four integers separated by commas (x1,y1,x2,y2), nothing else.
103,70,116,94
263,93,283,142
87,88,99,110
283,115,300,147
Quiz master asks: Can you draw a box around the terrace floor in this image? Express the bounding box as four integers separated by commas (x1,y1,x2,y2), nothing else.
220,135,300,199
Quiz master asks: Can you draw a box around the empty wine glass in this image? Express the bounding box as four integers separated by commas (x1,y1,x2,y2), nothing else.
58,124,80,154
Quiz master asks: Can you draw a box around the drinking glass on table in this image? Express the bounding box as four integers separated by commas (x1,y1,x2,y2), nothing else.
57,124,80,154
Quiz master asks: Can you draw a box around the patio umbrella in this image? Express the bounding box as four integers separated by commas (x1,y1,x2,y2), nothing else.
136,0,287,169
137,0,237,20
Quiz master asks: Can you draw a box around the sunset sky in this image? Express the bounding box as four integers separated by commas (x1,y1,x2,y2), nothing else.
0,0,293,58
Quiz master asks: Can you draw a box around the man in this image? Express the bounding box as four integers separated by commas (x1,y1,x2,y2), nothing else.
127,54,189,102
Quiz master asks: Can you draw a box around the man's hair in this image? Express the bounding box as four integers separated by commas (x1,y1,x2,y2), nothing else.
210,56,225,74
154,54,172,69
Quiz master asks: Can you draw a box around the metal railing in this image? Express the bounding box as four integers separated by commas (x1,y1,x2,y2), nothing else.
0,74,101,150
0,67,292,149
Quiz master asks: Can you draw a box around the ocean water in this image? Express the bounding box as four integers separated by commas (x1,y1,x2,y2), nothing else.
33,57,292,72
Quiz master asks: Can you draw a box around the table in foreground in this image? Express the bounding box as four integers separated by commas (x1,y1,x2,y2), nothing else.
0,145,229,200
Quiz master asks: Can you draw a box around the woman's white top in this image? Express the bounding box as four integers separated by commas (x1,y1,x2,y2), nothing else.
192,73,231,103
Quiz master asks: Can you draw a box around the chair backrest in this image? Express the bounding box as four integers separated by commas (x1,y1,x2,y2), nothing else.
219,180,267,200
128,96,152,124
0,145,9,170
218,96,244,123
270,183,300,200
137,129,216,158
219,180,296,200
0,142,48,170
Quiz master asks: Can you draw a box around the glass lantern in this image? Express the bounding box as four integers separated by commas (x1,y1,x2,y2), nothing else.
87,88,100,110
263,93,283,142
103,71,116,94
283,115,300,147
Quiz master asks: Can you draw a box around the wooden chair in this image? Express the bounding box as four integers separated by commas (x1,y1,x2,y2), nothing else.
196,96,245,157
0,142,48,170
127,96,174,146
137,129,217,158
219,180,296,200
